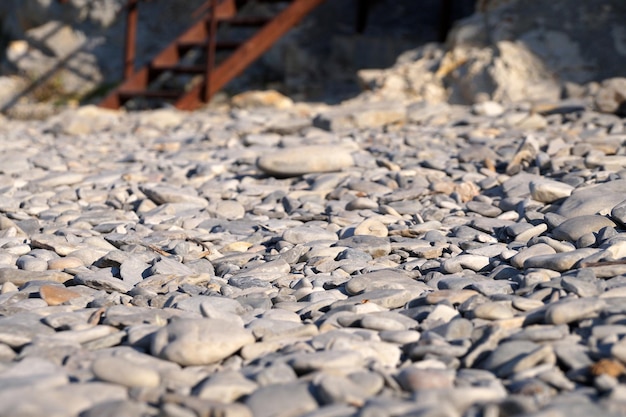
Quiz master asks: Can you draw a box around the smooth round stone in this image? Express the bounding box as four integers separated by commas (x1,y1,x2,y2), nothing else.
316,373,383,406
47,256,84,270
151,318,255,366
379,330,421,344
397,367,455,391
354,218,388,237
473,101,504,117
442,254,490,273
245,382,318,417
360,315,407,331
257,145,354,177
282,226,338,244
610,199,626,227
195,371,258,402
509,243,556,269
346,198,379,210
16,255,48,272
91,356,160,388
288,350,365,373
471,301,516,320
514,223,548,243
552,215,616,242
213,200,245,220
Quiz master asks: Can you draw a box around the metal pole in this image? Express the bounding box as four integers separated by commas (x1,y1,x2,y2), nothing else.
124,0,139,79
204,0,219,102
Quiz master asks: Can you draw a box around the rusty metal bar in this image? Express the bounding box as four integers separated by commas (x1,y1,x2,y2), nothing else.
204,0,219,102
124,0,139,79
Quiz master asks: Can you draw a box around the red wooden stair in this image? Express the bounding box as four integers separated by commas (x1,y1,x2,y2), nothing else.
99,0,327,110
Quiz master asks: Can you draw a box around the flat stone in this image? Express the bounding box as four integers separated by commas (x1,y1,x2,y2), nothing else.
552,215,616,241
545,297,607,324
313,101,406,131
257,145,355,177
39,284,82,306
283,226,338,244
345,269,428,295
0,268,73,285
92,356,160,388
289,350,366,373
558,180,626,218
523,248,598,271
335,235,391,258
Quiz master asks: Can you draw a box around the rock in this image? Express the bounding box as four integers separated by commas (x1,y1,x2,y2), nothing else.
91,356,160,388
282,226,338,244
245,382,318,417
257,145,355,177
39,284,82,306
313,101,406,131
558,180,626,218
151,318,254,366
472,101,504,117
139,109,186,130
344,269,428,295
594,77,626,116
354,218,388,237
545,298,607,325
551,215,616,242
530,179,574,203
231,90,293,109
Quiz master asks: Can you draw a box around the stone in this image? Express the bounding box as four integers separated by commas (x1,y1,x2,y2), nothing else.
594,77,626,115
552,215,616,242
558,180,626,218
257,145,355,177
344,269,428,295
313,101,406,131
91,356,160,388
283,226,338,244
39,284,82,306
530,179,574,203
231,90,294,109
244,382,318,417
354,218,388,237
151,318,254,366
545,298,607,325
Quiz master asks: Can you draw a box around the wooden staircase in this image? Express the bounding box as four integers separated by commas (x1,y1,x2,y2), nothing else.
99,0,327,110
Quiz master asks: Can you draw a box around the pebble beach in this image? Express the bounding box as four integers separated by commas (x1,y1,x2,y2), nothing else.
1,96,626,417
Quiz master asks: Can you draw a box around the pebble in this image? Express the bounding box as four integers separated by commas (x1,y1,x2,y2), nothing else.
257,145,355,177
91,356,161,388
551,215,616,242
0,94,624,416
151,318,255,366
